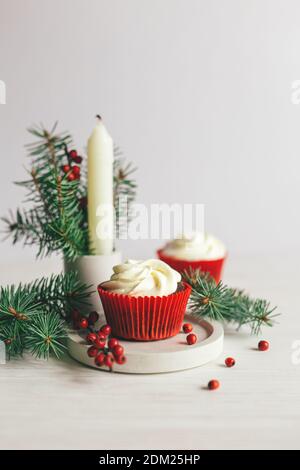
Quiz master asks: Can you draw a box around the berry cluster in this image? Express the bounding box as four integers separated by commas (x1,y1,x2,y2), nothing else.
73,311,126,371
61,148,83,182
86,324,126,371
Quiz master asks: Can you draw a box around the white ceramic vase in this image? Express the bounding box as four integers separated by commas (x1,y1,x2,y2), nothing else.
64,252,122,314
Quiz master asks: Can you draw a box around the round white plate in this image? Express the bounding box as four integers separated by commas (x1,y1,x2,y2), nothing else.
67,314,223,374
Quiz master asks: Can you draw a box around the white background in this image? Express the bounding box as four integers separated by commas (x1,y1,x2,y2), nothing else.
0,0,300,265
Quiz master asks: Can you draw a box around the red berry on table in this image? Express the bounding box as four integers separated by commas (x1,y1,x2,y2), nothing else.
108,338,119,350
74,155,83,164
100,324,112,337
86,332,97,344
72,165,80,176
186,333,197,345
87,346,98,358
69,150,78,159
79,318,88,329
183,323,193,334
95,352,106,367
225,357,235,367
208,379,220,390
113,344,124,357
115,355,127,365
88,311,99,325
258,340,269,351
104,354,114,369
62,164,71,173
67,172,76,182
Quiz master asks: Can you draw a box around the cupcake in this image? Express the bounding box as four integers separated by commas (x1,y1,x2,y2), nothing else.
98,259,191,341
157,233,226,283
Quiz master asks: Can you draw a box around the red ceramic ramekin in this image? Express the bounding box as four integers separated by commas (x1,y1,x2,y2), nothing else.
97,282,191,341
157,249,226,283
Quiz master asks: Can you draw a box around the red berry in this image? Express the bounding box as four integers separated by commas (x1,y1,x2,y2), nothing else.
87,346,98,358
72,165,80,176
79,318,88,329
95,352,105,367
74,156,83,164
113,344,124,357
86,332,97,344
225,357,235,367
67,172,76,182
104,354,114,369
258,340,269,351
108,338,119,350
208,379,220,390
88,311,99,325
186,333,197,345
94,338,106,349
69,150,78,159
97,332,106,341
62,164,71,173
183,323,193,334
115,355,126,365
100,324,112,337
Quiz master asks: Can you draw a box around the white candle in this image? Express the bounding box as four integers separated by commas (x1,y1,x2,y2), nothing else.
88,116,114,255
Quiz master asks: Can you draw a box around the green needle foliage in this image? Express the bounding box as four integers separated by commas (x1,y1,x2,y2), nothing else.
114,147,137,239
26,314,67,359
183,269,279,334
0,271,93,359
2,124,137,261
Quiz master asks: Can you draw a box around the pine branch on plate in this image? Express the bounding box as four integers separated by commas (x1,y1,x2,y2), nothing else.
183,268,279,334
0,272,93,359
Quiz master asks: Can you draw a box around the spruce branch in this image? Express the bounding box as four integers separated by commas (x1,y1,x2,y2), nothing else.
2,125,89,261
2,125,138,260
183,268,279,334
113,147,137,239
0,272,93,359
29,271,94,320
0,322,25,357
26,313,67,359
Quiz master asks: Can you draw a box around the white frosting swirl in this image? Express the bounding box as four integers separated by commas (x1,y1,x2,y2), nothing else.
101,259,181,297
162,233,226,261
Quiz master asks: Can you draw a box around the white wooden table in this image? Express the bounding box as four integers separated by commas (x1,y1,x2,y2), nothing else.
0,254,299,450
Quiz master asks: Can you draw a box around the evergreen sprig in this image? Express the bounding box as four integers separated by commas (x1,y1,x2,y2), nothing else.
0,271,92,359
183,269,278,334
2,124,137,261
114,147,137,239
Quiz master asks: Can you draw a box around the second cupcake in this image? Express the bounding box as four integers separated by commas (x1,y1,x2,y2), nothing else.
157,232,227,283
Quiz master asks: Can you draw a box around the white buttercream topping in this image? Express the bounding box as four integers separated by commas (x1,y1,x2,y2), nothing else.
101,259,181,296
162,233,226,261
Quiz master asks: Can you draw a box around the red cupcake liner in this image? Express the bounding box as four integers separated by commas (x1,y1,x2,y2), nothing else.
157,249,226,283
97,282,191,341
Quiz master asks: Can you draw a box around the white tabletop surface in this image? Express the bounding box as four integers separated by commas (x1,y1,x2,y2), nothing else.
0,253,298,450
